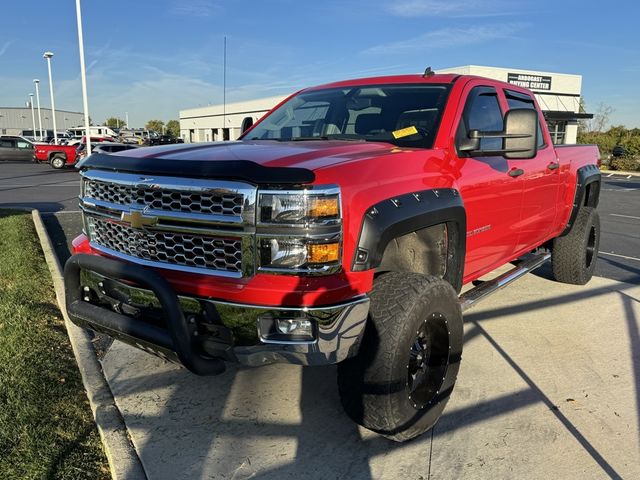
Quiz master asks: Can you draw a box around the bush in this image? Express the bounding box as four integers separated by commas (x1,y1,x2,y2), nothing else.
610,156,640,171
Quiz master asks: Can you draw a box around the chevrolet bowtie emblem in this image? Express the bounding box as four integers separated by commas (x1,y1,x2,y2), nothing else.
121,210,158,229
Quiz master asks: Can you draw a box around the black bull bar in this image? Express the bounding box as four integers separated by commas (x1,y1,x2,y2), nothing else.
64,254,226,375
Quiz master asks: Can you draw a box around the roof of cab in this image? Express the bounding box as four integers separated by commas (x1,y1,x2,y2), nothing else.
305,73,463,91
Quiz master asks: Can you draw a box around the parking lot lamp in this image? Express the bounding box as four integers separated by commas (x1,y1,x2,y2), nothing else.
33,79,43,141
43,52,58,145
29,94,36,138
75,0,92,154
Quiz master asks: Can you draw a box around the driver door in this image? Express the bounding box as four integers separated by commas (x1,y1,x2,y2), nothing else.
453,84,524,279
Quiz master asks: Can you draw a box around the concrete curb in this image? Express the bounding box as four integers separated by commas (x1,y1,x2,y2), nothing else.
31,209,147,480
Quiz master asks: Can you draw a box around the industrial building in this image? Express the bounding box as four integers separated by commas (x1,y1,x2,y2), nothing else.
179,65,591,144
0,107,84,136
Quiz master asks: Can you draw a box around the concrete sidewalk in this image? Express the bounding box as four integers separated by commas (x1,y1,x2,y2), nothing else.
99,271,639,479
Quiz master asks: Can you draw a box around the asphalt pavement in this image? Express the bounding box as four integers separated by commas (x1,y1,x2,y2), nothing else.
0,161,80,212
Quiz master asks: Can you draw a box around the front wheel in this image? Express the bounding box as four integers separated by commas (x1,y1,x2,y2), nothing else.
337,272,463,442
50,155,66,169
552,207,600,285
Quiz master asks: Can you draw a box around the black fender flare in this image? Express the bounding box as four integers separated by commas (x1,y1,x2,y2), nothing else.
351,188,466,292
561,164,601,236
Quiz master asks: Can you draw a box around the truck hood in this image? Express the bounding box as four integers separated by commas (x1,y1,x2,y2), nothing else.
126,140,403,172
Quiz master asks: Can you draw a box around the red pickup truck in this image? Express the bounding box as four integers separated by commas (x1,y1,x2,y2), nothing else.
34,143,81,169
64,73,601,441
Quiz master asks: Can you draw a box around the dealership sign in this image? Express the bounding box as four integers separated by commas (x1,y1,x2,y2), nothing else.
507,73,552,91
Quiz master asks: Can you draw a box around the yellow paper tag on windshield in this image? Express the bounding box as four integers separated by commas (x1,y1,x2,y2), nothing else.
392,126,418,139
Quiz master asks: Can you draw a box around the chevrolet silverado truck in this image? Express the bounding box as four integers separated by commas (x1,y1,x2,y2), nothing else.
34,143,81,169
64,73,601,441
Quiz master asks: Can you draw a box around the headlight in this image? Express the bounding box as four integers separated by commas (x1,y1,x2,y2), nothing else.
257,186,342,274
259,237,341,271
258,188,340,225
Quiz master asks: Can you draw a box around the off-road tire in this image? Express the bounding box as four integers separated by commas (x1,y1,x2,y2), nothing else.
552,207,600,285
50,155,66,169
337,272,463,442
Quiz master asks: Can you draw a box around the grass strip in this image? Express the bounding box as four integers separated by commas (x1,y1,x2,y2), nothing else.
0,210,109,479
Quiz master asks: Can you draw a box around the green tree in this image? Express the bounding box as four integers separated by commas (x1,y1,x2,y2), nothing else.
105,117,126,128
145,119,165,134
166,120,180,137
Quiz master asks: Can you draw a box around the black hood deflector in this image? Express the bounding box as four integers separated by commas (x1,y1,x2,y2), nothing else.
79,153,315,185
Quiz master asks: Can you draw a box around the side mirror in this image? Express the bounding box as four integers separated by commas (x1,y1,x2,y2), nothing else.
240,116,254,134
501,109,538,159
460,109,538,159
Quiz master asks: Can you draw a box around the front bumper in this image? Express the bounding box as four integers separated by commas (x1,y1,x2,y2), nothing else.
64,254,369,375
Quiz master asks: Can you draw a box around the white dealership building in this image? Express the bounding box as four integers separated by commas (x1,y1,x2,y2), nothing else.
179,65,591,145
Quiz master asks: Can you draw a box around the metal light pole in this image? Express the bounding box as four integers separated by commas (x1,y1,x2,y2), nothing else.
75,0,92,154
33,79,43,141
43,52,58,145
29,94,36,138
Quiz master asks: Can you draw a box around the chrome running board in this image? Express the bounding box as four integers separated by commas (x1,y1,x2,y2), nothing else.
459,252,551,312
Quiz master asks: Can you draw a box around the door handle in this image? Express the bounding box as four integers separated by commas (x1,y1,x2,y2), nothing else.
508,168,524,178
547,162,560,170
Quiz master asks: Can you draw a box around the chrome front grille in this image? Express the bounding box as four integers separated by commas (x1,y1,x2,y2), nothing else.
79,170,257,278
84,178,244,216
87,216,243,272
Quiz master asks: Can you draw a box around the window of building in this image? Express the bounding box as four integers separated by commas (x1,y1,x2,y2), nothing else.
547,120,567,145
223,128,230,141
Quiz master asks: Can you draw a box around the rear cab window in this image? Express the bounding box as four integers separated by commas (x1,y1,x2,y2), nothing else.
504,89,546,149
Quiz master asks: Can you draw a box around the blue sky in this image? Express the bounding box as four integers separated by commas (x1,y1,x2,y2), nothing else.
1,0,638,127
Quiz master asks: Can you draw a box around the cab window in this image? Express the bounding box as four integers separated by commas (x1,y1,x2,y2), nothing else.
456,86,503,153
504,89,546,148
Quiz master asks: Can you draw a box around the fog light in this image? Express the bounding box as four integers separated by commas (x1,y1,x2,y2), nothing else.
277,318,313,335
258,314,316,343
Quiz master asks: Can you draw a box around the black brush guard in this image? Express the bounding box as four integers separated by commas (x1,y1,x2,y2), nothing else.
64,254,226,375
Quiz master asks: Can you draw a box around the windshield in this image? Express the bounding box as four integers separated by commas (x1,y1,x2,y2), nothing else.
245,84,450,149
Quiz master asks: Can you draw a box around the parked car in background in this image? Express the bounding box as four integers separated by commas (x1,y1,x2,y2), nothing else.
92,143,140,154
68,136,115,147
0,136,35,162
147,135,184,145
34,143,82,169
76,143,141,163
120,135,144,145
68,126,118,140
21,130,72,144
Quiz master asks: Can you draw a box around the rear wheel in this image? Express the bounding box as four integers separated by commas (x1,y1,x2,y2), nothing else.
337,272,463,442
50,155,66,169
552,207,600,285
